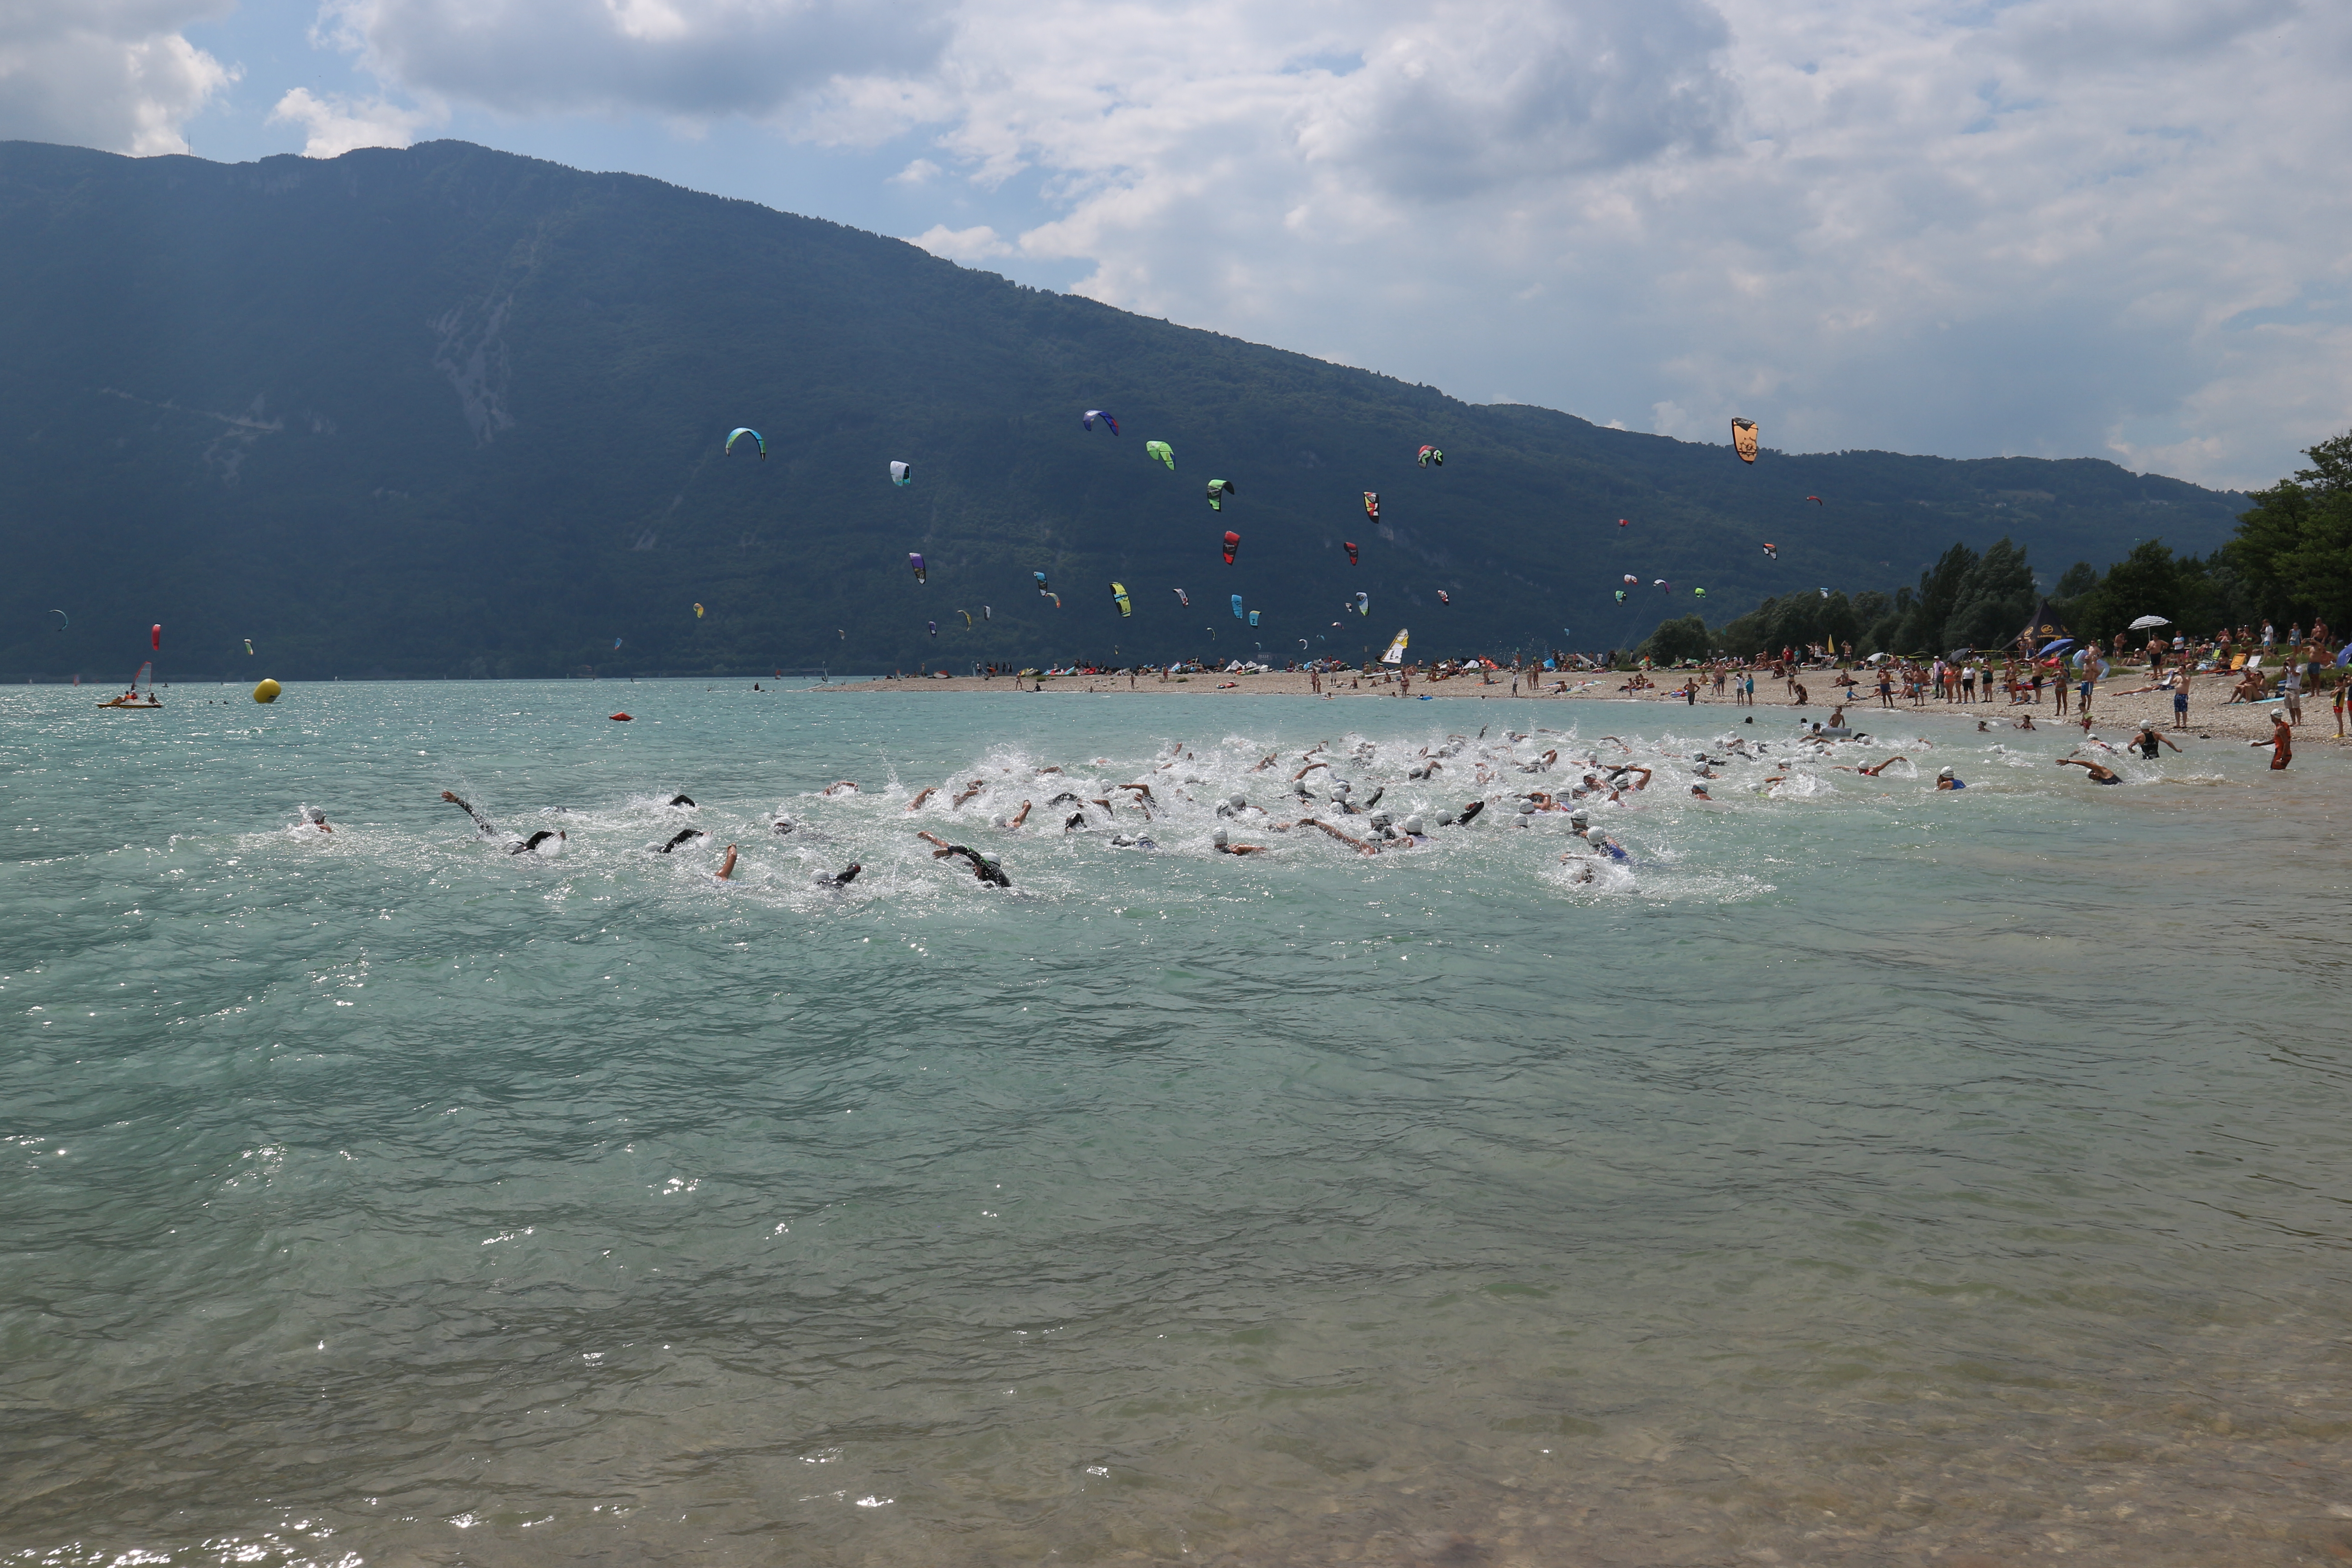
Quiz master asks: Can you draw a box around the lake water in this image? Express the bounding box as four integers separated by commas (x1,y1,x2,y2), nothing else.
5,681,2349,1568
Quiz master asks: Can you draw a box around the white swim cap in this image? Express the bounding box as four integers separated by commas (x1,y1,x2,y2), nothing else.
1937,767,1954,779
1211,827,1228,845
1404,816,1424,834
1569,811,1589,825
1229,792,1247,808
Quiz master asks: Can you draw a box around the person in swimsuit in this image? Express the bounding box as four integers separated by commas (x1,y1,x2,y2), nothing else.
656,828,706,853
1298,819,1375,855
2253,713,2293,770
667,794,696,807
1835,755,1908,777
2057,757,2123,784
2130,724,2180,760
510,830,564,855
303,807,332,833
815,863,861,887
1568,813,1630,861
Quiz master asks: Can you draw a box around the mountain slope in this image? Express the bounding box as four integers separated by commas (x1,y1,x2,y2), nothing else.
0,139,2244,679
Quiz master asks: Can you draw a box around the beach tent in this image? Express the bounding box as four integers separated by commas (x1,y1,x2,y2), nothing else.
2019,598,2070,651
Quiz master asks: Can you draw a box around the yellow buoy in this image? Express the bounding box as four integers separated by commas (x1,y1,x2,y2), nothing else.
253,678,282,704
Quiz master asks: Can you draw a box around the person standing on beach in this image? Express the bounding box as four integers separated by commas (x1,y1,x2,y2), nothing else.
2280,662,2303,726
2173,666,2192,730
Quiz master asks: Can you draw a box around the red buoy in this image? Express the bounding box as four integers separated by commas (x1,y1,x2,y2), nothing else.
610,712,633,721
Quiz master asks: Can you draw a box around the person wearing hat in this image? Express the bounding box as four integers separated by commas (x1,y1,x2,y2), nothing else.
1568,811,1629,862
1934,767,1965,790
2130,724,2180,761
1210,826,1270,855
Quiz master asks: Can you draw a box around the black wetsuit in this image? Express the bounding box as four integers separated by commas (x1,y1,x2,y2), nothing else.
657,828,705,853
2136,733,2162,760
668,794,696,807
511,830,560,855
1456,800,1485,825
442,794,496,836
816,864,862,887
940,845,1012,887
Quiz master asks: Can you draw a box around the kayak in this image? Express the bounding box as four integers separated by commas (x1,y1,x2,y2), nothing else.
98,697,160,708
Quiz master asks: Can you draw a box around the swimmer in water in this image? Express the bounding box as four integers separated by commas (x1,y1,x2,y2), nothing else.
1935,767,1965,790
510,829,565,855
715,844,738,880
950,779,987,808
303,807,332,833
1834,755,1908,777
667,794,696,808
815,863,861,887
995,800,1034,831
1568,813,1630,862
656,828,706,853
906,786,940,812
1211,826,1272,855
440,791,497,837
916,830,1012,886
2131,724,2180,760
1298,819,1376,855
1455,799,1486,826
2057,757,2123,784
821,781,859,797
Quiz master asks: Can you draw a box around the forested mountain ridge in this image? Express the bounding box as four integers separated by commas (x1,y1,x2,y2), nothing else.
0,138,2244,679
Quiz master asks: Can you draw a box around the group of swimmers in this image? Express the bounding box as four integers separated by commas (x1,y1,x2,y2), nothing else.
385,711,2249,896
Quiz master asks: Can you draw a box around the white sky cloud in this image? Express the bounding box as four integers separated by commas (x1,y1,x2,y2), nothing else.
0,0,237,154
267,87,441,155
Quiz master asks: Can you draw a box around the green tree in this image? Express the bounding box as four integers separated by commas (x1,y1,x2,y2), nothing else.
2226,430,2352,628
1942,537,2035,652
1640,613,1712,663
2071,539,2182,646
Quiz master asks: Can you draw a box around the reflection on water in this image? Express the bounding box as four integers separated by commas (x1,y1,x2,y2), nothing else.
3,684,2349,1566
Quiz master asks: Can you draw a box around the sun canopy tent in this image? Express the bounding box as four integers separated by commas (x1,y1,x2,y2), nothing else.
2019,599,2071,652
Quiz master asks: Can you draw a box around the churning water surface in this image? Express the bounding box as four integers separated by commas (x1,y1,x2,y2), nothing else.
4,681,2350,1568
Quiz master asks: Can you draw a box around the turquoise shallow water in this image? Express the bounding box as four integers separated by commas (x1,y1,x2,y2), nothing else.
5,681,2351,1568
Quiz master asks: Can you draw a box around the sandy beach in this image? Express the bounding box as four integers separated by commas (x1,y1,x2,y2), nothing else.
821,667,2337,745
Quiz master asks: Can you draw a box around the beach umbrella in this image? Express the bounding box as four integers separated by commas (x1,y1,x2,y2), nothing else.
2127,614,2171,630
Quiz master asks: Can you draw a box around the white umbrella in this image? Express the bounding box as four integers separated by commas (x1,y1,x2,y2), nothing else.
2128,614,2171,630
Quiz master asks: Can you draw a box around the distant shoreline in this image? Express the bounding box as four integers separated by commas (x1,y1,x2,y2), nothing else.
819,669,2331,745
